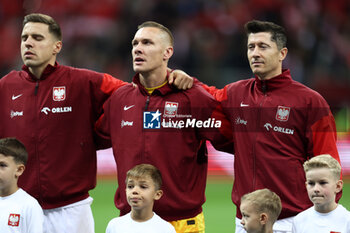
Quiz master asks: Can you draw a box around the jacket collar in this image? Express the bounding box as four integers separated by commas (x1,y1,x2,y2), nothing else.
255,69,292,93
132,71,177,96
22,62,59,81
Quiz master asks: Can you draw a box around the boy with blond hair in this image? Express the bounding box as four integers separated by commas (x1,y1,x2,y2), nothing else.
0,137,43,233
292,154,350,232
240,188,282,233
106,164,175,233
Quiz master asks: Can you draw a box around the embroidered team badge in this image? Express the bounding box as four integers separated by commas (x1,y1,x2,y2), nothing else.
164,101,178,117
53,86,66,101
275,106,290,122
8,214,20,227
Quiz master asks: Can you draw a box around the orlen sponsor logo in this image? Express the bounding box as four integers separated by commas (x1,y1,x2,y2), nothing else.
41,107,72,115
264,123,294,135
10,111,23,118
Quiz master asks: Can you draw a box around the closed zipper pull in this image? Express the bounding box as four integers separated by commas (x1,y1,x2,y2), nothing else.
144,95,150,111
262,81,267,94
34,81,39,95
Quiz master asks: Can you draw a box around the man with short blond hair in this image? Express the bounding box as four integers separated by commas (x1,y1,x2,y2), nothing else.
97,21,233,233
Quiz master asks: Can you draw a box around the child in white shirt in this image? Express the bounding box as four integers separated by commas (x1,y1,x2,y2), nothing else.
292,154,350,233
106,164,176,233
240,188,282,233
0,137,44,233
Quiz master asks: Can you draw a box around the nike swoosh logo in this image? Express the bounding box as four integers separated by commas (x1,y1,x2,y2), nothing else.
124,105,135,111
240,102,249,107
12,94,23,100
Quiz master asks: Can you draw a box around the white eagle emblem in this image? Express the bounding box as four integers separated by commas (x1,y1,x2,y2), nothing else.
8,214,20,226
53,86,66,101
164,101,178,117
276,106,290,122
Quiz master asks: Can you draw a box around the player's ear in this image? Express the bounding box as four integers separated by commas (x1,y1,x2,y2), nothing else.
15,164,25,178
335,179,343,194
154,190,163,200
279,47,288,62
260,213,268,225
53,40,62,55
163,46,173,61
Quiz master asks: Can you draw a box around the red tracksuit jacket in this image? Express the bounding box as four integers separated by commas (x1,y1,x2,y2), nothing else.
203,69,340,219
0,63,126,209
96,73,233,221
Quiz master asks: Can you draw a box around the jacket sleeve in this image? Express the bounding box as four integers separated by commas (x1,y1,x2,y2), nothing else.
100,73,128,95
306,94,340,162
306,93,342,201
195,78,229,102
208,104,234,154
310,113,339,160
94,97,112,149
92,73,126,149
89,73,127,120
190,84,234,154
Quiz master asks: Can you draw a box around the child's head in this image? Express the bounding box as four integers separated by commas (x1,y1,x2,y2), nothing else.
0,138,28,196
125,164,163,211
240,188,282,233
303,154,342,213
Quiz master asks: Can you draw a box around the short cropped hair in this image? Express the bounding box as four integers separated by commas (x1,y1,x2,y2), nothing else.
241,188,282,223
126,164,162,190
138,21,174,46
0,138,28,165
244,20,287,50
23,13,62,41
303,154,341,180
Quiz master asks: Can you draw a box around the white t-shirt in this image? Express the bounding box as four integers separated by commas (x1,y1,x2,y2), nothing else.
292,204,350,233
106,212,176,233
0,188,44,233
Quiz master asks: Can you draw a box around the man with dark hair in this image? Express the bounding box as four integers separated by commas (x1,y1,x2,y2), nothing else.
245,20,287,49
203,20,340,232
0,13,193,233
22,13,62,40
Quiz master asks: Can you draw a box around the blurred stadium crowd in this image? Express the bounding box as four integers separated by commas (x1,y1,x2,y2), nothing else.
0,0,349,136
